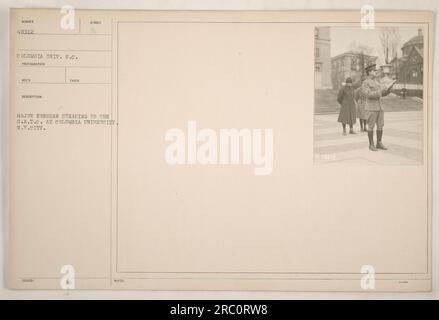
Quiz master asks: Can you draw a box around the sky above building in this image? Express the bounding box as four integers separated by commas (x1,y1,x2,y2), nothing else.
330,26,423,65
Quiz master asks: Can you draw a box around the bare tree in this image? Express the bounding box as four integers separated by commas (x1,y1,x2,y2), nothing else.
347,41,374,79
389,28,402,60
380,27,401,64
348,41,374,55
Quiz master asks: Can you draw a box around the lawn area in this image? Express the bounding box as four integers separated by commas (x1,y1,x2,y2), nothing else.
314,89,423,114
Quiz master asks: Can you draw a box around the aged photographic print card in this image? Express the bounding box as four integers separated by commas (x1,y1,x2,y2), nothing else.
8,9,433,291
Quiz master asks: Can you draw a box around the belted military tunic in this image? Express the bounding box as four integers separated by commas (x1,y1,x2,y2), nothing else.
360,78,390,130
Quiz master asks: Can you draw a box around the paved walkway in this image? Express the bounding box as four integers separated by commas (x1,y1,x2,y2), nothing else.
314,111,424,165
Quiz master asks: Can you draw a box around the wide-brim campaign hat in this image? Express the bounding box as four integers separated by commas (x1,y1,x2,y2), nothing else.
365,63,377,72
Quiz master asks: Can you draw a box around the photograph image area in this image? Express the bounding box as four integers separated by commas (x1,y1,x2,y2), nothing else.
314,26,425,165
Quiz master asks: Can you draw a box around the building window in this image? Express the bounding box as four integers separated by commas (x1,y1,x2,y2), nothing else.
351,57,357,71
315,47,319,58
314,28,319,39
315,64,321,72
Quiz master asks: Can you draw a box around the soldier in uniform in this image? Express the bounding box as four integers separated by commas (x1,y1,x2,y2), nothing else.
361,64,394,151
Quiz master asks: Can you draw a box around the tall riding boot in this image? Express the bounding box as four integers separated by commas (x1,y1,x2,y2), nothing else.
376,130,387,150
368,130,377,151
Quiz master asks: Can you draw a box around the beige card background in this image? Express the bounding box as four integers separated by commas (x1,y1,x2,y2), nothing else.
7,9,433,291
